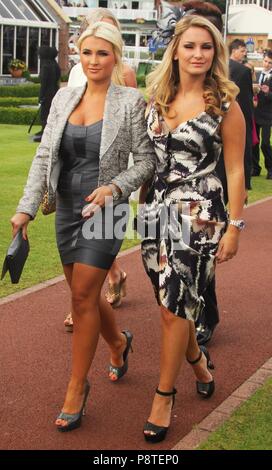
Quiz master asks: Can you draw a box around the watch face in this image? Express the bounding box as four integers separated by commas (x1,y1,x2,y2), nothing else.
229,220,245,230
236,220,245,230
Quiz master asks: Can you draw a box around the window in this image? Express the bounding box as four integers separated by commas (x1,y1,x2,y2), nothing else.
0,0,13,18
52,29,57,48
0,1,61,75
16,26,27,63
132,2,139,9
3,25,14,74
36,0,55,21
24,0,51,21
122,34,136,46
2,0,25,20
28,27,39,74
13,0,37,20
41,28,51,46
140,34,151,47
98,1,108,7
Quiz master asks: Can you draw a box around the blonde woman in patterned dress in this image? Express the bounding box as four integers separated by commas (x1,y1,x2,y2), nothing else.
140,15,245,443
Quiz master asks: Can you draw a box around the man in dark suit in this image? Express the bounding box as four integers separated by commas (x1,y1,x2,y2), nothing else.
216,40,254,204
252,50,272,179
228,39,254,193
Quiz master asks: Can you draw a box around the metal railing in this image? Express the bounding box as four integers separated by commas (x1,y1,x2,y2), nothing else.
62,7,157,21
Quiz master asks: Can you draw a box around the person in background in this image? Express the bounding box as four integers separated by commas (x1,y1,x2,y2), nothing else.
11,21,155,433
33,46,61,143
228,39,254,195
183,0,223,32
243,59,259,151
64,8,137,333
243,58,257,83
252,50,272,179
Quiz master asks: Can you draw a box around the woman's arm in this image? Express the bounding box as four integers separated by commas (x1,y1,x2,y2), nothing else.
15,89,62,220
84,92,155,213
216,101,246,263
67,63,86,88
139,179,153,204
123,63,137,88
110,93,156,200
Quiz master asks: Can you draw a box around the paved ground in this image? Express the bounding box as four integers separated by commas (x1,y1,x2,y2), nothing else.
0,199,271,450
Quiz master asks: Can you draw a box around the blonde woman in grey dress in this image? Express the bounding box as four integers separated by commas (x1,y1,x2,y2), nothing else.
64,8,137,333
11,22,155,432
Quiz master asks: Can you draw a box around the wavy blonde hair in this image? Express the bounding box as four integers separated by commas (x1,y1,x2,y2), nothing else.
146,15,239,117
77,21,125,86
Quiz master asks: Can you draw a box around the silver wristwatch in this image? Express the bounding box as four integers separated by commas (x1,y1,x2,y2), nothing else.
229,219,245,231
108,183,121,202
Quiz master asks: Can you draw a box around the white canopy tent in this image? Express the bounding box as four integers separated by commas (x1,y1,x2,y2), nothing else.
228,3,272,34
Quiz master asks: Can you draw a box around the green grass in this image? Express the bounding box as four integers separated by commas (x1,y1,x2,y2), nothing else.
0,125,271,450
0,124,271,298
0,124,140,298
0,124,61,297
198,378,272,450
248,171,272,203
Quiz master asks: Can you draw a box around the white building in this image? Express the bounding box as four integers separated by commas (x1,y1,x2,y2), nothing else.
61,0,157,67
0,0,70,76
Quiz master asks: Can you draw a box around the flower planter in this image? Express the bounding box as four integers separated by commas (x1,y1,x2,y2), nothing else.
9,68,23,78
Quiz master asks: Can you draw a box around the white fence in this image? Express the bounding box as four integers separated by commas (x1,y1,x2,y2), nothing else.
63,7,157,21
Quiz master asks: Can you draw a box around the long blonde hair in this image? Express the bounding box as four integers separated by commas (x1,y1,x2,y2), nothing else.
146,15,239,116
78,9,125,86
77,21,124,86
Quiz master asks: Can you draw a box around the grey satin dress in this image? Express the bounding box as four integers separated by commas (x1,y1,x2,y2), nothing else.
55,121,128,270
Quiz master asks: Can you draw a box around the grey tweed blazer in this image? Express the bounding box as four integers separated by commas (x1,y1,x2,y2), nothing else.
16,83,155,219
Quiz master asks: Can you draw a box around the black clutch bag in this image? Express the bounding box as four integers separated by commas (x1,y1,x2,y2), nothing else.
1,230,30,284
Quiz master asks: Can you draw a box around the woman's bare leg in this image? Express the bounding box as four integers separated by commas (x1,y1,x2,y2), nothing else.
145,306,211,431
63,264,74,327
186,320,213,383
98,295,128,379
107,259,123,285
106,260,127,307
56,263,125,427
63,264,73,288
145,307,190,429
65,264,127,369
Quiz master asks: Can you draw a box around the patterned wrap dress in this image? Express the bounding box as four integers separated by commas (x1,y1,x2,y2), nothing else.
140,103,230,322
